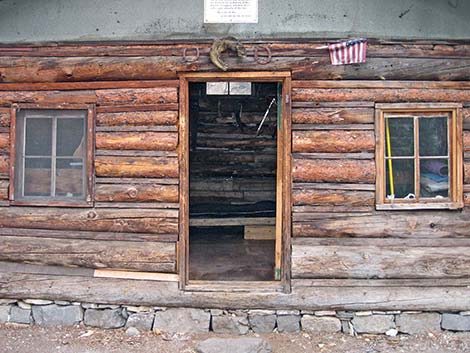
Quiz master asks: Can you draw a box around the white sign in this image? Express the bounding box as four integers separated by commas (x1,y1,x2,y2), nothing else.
204,0,258,24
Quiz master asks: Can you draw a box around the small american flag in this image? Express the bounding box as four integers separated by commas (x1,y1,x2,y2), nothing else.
327,38,367,65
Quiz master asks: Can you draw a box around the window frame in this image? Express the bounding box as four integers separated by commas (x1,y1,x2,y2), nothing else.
375,103,463,210
9,104,95,207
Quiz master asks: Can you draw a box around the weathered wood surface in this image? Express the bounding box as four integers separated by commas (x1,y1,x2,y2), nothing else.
293,152,374,160
0,80,179,91
292,238,470,279
95,183,178,203
293,189,374,206
0,237,176,273
466,162,470,184
2,272,470,311
292,88,470,103
96,132,178,151
0,207,178,234
96,87,178,105
0,155,8,176
0,90,96,105
0,109,9,127
97,111,178,126
293,130,374,153
464,131,470,151
0,133,8,152
3,55,470,82
0,180,8,200
0,227,177,242
292,108,374,125
292,159,375,183
293,211,470,238
95,156,178,178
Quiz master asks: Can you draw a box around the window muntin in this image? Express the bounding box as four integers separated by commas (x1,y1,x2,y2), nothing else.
376,105,463,210
206,82,252,95
14,109,89,203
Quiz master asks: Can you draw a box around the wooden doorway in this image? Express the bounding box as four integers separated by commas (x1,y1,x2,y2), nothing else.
178,72,291,291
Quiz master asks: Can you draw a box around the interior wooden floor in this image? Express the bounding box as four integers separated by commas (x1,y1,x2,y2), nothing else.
189,227,275,281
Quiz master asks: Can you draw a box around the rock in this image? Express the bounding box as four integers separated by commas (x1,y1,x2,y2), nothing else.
96,304,120,309
10,306,31,324
17,302,32,310
196,337,272,353
210,309,224,316
441,314,470,331
126,312,154,331
352,314,395,334
314,311,336,317
84,308,126,329
277,315,300,333
355,311,373,317
336,311,354,319
248,310,276,315
32,305,83,326
81,303,99,309
396,313,441,334
124,306,153,313
277,310,299,316
54,301,71,306
248,313,276,333
0,299,17,305
212,314,249,335
385,328,398,337
460,311,470,316
153,308,210,334
301,315,341,333
126,327,141,337
24,299,53,305
0,305,10,323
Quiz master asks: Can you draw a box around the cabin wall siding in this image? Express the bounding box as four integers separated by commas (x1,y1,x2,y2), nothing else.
0,40,470,309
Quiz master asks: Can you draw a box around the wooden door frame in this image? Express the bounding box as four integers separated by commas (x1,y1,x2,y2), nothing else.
178,71,292,292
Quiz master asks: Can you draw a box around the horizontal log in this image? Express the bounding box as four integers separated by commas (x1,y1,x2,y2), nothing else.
292,124,374,131
0,109,9,127
0,180,8,200
464,131,470,151
96,132,178,151
96,150,177,158
293,152,374,160
96,177,179,185
0,155,8,176
96,103,179,113
0,207,178,234
95,183,178,203
0,236,176,273
96,87,178,105
291,237,470,247
0,227,177,242
293,208,373,220
94,202,179,209
293,211,470,238
293,130,374,153
292,238,470,279
0,261,94,277
0,90,96,105
97,111,178,126
292,87,470,103
293,182,375,191
292,159,375,183
0,133,8,152
293,189,374,206
2,272,470,311
95,156,178,178
466,162,470,184
0,80,179,91
292,108,374,124
292,80,470,89
293,278,470,288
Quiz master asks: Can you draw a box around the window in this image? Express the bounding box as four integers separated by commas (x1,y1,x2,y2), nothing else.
375,104,463,210
206,82,252,95
10,105,93,205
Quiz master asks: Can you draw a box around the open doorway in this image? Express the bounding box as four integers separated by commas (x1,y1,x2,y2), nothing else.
179,72,291,288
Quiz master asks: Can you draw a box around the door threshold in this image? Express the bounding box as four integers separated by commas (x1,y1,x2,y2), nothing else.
185,280,284,293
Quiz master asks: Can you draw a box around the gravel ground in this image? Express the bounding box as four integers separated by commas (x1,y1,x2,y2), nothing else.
1,324,469,353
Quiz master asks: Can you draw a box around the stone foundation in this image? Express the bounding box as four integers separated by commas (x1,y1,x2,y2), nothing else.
1,299,470,335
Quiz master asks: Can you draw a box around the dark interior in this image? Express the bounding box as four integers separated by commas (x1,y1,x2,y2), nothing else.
188,82,278,281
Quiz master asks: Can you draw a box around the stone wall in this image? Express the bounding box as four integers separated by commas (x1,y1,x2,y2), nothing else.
1,298,470,336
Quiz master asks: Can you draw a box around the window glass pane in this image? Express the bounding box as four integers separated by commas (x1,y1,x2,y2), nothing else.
56,158,84,197
420,158,449,198
229,82,252,95
24,158,51,196
419,117,448,156
25,118,52,156
386,159,415,199
57,117,85,157
385,117,414,157
206,82,229,95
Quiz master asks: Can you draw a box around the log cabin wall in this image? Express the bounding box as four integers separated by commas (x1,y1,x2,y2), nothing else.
1,40,470,309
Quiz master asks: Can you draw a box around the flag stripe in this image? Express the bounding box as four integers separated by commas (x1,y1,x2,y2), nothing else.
328,38,367,65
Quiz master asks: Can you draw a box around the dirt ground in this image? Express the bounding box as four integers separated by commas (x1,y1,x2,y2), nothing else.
0,324,469,353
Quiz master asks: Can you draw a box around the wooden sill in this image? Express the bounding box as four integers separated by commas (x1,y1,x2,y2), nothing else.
185,280,284,293
10,200,93,208
376,202,462,211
